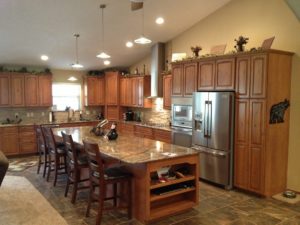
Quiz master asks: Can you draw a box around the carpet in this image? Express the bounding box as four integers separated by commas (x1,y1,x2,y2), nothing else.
0,176,68,225
8,159,38,172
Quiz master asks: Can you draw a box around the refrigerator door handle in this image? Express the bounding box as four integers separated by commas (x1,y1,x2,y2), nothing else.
192,146,227,157
206,101,212,137
204,101,209,137
209,101,212,137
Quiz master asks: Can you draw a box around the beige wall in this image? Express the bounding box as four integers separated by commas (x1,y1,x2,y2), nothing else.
131,0,300,191
51,69,86,84
129,55,151,75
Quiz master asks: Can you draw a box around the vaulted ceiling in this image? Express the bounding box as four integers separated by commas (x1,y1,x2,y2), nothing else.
0,0,231,70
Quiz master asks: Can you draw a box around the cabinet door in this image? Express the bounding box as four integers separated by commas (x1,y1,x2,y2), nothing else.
236,57,251,98
234,99,250,189
86,77,97,106
125,78,132,106
137,77,144,107
183,63,197,96
131,77,138,107
0,74,11,106
105,72,119,105
120,78,126,106
163,75,172,110
96,77,105,105
215,58,235,90
25,75,39,106
38,75,52,106
250,55,267,98
171,64,183,96
249,99,266,194
11,74,25,107
1,127,19,155
197,60,215,90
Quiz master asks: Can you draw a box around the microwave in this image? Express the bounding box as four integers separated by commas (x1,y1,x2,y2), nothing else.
171,97,193,128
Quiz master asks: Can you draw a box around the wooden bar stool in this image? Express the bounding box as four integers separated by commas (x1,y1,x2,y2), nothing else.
36,125,49,178
42,126,67,186
61,132,90,204
83,140,132,225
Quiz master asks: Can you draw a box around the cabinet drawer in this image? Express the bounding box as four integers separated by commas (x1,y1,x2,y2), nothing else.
135,126,153,136
20,142,37,153
2,126,18,133
19,126,35,133
19,133,36,143
154,129,171,143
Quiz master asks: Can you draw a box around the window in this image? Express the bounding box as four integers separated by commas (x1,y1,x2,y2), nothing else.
52,83,81,110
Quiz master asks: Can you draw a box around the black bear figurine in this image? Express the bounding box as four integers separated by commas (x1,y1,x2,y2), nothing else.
269,99,290,124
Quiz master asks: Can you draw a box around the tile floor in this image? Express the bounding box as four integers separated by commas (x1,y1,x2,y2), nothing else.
6,157,300,225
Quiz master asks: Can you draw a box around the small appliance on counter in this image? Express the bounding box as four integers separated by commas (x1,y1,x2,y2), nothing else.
124,110,134,121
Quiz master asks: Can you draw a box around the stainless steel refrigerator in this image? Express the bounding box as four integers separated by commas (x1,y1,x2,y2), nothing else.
192,91,234,189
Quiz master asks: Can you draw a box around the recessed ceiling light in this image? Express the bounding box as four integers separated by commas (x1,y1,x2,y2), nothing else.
155,17,164,25
68,76,78,81
126,41,133,48
71,63,83,68
104,60,110,65
41,55,49,61
134,36,152,44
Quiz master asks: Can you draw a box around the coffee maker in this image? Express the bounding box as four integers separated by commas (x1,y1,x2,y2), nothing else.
124,110,134,121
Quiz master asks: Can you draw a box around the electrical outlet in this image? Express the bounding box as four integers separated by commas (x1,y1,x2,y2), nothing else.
41,112,45,116
15,113,19,118
26,112,30,117
30,112,34,117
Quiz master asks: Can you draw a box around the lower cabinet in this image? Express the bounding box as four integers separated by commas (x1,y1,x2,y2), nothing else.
19,126,37,154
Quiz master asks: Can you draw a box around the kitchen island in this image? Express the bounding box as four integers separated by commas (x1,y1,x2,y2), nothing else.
52,126,199,224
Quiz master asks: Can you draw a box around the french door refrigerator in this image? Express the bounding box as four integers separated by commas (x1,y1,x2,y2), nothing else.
192,91,234,189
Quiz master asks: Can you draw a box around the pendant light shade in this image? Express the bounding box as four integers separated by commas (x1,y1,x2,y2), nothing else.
71,34,83,68
134,6,151,45
97,4,111,59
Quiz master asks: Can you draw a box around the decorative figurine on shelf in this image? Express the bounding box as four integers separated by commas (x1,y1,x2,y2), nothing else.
191,46,202,57
269,99,290,124
105,122,118,140
234,36,249,52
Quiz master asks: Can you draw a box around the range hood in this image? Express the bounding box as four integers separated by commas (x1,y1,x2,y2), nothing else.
150,43,165,98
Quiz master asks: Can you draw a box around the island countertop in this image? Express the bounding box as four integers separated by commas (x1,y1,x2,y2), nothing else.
52,126,198,164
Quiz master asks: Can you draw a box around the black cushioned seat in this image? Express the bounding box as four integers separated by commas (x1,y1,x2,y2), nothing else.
93,167,131,180
0,151,9,186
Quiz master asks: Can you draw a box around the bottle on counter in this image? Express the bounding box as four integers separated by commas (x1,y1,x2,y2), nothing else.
49,111,52,123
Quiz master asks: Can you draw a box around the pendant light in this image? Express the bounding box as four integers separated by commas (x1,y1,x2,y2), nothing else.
71,34,83,68
134,6,152,44
97,4,111,59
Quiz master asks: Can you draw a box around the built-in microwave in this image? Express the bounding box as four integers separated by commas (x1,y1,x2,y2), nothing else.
171,97,192,128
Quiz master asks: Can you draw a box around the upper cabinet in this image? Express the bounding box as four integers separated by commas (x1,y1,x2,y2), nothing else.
172,63,197,97
235,54,267,99
85,76,105,106
25,75,39,106
11,74,25,107
120,75,151,108
197,58,235,91
38,75,52,106
0,73,11,107
105,72,119,105
0,73,52,107
163,74,172,110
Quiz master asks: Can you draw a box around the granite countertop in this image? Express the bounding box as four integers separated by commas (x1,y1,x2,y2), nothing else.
0,120,99,127
52,126,197,164
119,120,172,132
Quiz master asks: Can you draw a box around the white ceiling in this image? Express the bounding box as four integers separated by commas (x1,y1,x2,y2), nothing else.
0,0,231,71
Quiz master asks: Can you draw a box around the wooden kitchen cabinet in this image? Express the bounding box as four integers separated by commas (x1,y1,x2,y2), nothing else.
85,76,105,106
172,63,197,97
163,74,172,110
234,50,293,197
153,129,171,143
0,73,11,106
25,75,39,106
105,72,119,105
19,126,37,154
236,54,267,99
0,127,20,156
171,64,183,96
38,75,52,106
197,58,235,91
120,78,126,106
134,125,153,139
120,77,133,106
11,74,25,107
183,63,197,96
131,77,138,107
